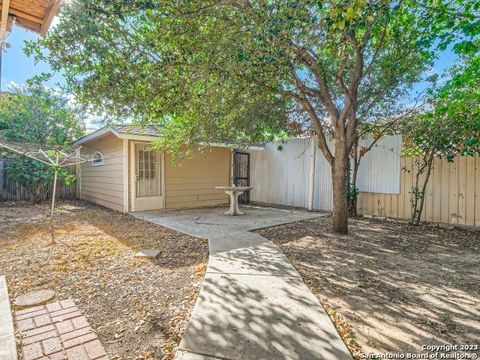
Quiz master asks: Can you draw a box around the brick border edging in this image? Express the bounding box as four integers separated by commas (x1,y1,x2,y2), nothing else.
15,300,108,360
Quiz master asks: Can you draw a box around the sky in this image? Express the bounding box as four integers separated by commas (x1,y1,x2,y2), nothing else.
1,26,65,90
2,21,458,126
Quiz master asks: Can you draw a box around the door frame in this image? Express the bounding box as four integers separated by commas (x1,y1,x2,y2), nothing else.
233,151,251,203
129,141,165,212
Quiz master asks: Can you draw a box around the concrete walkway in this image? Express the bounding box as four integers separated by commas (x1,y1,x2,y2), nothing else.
134,206,352,360
0,276,16,360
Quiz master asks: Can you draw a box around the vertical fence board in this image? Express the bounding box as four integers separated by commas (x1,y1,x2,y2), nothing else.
457,156,467,225
385,194,392,218
465,157,475,226
360,155,479,228
391,191,398,219
440,158,450,224
432,158,442,222
404,157,414,220
448,159,458,224
424,160,434,222
398,158,406,219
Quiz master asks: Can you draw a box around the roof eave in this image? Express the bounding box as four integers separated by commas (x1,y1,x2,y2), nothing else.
73,127,265,150
74,127,161,145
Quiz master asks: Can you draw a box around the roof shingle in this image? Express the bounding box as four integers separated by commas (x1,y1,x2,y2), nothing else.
112,124,162,137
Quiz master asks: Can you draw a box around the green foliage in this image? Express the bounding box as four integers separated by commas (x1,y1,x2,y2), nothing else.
0,80,86,146
5,158,53,189
0,81,85,201
347,185,360,200
4,158,52,203
403,58,480,160
28,0,448,149
4,159,76,203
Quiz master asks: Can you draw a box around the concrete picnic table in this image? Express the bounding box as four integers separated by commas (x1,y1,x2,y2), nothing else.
215,186,253,215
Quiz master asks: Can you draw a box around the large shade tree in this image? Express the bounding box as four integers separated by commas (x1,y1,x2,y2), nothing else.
0,81,85,203
29,0,477,233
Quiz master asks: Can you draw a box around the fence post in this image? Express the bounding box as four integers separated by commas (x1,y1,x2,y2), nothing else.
308,136,317,211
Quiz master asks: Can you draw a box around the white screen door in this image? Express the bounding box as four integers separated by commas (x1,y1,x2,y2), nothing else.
131,143,164,211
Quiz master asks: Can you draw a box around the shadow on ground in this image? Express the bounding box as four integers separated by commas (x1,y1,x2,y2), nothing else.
135,206,351,360
258,217,480,357
0,200,208,360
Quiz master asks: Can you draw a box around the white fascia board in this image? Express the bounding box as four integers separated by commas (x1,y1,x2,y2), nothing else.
74,127,121,145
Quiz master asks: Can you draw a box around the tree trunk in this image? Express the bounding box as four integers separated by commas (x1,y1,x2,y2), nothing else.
348,141,359,217
411,151,434,226
332,142,349,234
30,186,42,204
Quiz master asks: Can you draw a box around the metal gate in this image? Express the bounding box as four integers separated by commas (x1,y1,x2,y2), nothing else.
233,151,250,203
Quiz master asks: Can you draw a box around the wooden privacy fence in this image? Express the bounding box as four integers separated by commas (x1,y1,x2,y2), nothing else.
0,158,77,202
358,156,480,228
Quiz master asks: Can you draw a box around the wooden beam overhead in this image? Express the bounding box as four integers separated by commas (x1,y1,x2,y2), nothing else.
0,0,61,37
40,0,60,36
0,5,43,24
0,0,11,43
16,17,41,32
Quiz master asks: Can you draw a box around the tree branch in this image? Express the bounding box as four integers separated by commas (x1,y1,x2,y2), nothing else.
290,69,335,165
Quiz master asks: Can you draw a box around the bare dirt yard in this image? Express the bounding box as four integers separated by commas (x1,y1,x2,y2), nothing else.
0,200,208,360
257,216,480,359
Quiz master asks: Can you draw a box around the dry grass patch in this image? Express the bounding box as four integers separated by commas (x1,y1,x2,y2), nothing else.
257,216,480,359
0,201,208,360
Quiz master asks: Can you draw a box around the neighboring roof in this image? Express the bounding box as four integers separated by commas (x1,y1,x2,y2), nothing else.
0,0,61,42
74,124,162,145
113,124,163,137
74,124,265,150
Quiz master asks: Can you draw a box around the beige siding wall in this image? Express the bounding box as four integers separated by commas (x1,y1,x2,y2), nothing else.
164,147,231,209
358,156,480,228
80,134,125,212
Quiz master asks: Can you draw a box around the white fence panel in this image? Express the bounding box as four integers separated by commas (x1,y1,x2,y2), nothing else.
249,135,401,211
313,141,333,211
249,138,312,208
356,135,402,194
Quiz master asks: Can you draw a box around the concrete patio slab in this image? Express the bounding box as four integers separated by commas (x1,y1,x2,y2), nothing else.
132,206,351,360
134,205,321,237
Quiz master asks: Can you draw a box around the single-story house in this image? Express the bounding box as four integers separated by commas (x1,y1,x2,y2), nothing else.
74,125,258,212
